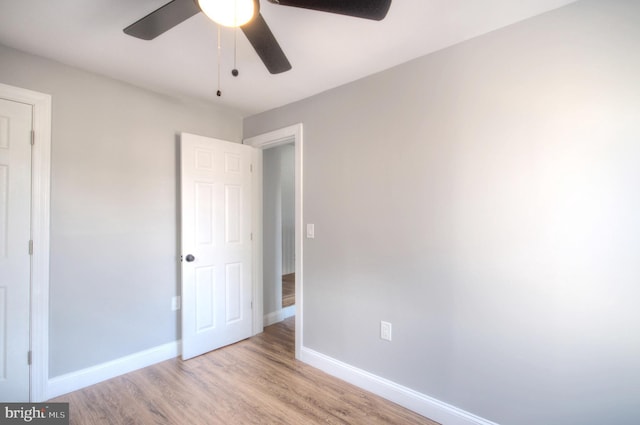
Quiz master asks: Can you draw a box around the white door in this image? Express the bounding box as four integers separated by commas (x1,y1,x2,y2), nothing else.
0,98,33,401
180,133,254,360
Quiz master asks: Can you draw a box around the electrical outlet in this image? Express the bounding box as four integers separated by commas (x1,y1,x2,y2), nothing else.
171,296,181,311
381,321,392,341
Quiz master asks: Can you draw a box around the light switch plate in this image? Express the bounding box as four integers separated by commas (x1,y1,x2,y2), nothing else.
306,223,315,239
381,321,392,341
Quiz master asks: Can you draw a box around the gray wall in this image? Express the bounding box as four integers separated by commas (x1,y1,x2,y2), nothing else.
280,144,295,275
262,146,283,316
244,1,640,424
0,44,243,377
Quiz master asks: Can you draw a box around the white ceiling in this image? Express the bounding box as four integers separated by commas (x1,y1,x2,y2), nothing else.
0,0,577,116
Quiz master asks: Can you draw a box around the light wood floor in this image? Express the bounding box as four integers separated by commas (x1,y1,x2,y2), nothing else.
51,317,438,424
282,273,295,307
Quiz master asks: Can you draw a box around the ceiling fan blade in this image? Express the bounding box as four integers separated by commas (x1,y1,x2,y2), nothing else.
124,0,201,40
241,13,292,74
268,0,391,21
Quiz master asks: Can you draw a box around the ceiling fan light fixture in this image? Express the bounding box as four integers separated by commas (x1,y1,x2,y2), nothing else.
198,0,256,27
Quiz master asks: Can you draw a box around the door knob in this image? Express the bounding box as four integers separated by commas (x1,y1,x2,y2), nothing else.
185,254,195,262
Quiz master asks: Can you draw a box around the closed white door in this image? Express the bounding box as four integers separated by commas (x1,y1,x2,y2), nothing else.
0,98,33,401
180,133,254,360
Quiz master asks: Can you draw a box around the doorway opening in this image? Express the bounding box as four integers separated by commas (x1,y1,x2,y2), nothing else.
262,143,295,323
244,124,303,359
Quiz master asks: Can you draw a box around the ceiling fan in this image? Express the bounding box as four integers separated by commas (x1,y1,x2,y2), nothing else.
124,0,392,74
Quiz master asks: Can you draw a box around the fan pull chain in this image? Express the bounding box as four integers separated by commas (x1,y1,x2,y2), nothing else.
232,27,239,77
216,26,222,97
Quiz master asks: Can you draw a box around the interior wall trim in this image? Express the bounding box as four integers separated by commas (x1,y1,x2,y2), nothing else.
48,341,180,400
300,347,500,425
0,82,52,402
263,305,296,327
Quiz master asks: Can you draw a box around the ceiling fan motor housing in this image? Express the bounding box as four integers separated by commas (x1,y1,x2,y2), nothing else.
124,0,392,74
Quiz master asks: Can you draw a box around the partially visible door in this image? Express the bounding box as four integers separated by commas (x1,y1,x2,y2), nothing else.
180,133,254,360
0,98,33,401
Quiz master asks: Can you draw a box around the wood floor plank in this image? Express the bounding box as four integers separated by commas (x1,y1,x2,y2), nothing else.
282,273,295,307
51,317,439,425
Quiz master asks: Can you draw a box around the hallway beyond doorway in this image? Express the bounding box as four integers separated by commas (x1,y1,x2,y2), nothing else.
283,273,295,308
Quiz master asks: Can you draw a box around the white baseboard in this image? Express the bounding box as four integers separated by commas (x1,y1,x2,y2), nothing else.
300,347,499,425
47,341,181,400
264,310,281,326
282,305,295,319
263,305,296,327
46,333,495,425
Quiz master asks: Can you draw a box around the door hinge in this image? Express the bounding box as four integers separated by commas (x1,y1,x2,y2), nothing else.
28,351,32,365
250,163,253,173
250,233,253,241
28,240,33,255
31,130,35,146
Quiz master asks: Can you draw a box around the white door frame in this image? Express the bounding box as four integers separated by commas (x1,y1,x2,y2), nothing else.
244,124,303,359
0,83,51,401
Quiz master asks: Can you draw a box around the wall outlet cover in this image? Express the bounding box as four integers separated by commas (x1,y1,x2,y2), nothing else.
171,296,181,311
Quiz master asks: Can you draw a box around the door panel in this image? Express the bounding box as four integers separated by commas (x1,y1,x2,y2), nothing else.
225,185,242,243
0,98,32,401
195,266,216,331
181,133,253,360
225,262,242,323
